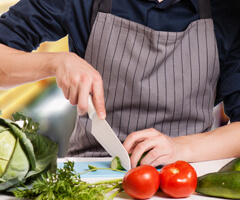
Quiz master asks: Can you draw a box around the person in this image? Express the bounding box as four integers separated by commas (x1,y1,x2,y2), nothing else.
0,0,240,169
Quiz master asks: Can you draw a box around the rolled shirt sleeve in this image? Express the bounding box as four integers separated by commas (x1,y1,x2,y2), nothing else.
217,29,240,122
0,0,68,51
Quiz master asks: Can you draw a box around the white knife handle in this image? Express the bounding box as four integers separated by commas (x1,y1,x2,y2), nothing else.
88,95,97,120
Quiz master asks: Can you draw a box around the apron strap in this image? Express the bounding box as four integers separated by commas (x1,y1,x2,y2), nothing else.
90,0,211,26
90,0,112,27
198,0,212,19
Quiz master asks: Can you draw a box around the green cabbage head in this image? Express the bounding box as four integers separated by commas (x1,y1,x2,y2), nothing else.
0,112,58,192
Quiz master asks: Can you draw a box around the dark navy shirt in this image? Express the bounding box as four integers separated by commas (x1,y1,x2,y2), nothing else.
0,0,240,122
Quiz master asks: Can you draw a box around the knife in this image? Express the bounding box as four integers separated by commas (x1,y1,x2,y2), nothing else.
87,95,131,171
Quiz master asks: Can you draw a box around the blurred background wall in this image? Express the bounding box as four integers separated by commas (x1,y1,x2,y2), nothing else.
0,0,77,157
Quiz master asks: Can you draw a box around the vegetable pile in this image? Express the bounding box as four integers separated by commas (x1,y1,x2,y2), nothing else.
10,157,198,199
5,111,240,200
0,112,201,199
0,111,58,192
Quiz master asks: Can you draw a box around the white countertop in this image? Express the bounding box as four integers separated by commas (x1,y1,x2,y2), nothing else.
0,157,235,200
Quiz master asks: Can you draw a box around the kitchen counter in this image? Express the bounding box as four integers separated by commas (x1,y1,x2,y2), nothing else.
0,157,235,200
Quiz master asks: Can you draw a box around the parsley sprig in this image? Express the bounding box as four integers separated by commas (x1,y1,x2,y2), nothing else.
13,161,125,200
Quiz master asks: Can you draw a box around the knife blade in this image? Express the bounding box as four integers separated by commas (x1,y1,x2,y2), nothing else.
87,95,131,171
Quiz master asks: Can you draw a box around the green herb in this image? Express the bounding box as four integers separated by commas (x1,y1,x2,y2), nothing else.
13,161,125,200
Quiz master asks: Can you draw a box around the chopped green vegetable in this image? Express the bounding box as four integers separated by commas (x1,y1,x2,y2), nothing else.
111,157,125,170
136,151,149,166
88,164,98,171
111,151,149,170
0,112,58,192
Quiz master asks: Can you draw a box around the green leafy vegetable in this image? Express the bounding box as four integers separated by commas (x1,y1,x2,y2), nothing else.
13,161,124,200
12,112,40,134
0,112,58,192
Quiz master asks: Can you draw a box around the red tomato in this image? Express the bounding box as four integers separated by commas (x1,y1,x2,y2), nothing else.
122,165,160,199
159,160,197,198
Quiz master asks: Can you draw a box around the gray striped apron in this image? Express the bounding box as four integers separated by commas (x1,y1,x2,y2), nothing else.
67,0,220,157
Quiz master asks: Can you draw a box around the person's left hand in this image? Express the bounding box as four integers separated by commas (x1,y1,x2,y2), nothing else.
123,128,185,168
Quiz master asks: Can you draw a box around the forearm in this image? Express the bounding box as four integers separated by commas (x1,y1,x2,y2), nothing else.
175,122,240,162
0,44,57,89
0,43,106,118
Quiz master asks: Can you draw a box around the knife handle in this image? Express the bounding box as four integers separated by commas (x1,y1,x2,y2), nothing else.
88,95,97,120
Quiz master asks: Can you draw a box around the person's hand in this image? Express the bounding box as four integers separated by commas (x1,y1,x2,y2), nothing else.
53,52,106,119
123,128,185,168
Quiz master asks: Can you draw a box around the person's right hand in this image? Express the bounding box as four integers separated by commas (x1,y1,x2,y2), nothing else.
53,52,106,119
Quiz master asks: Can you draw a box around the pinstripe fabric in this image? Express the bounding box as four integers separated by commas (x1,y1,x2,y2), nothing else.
67,12,219,157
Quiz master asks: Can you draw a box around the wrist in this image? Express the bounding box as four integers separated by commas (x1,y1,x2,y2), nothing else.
42,52,63,76
173,134,203,163
173,136,191,162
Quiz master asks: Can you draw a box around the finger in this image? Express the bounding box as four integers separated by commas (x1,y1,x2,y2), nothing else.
130,138,158,168
140,148,164,166
57,77,70,100
123,128,159,152
62,85,70,100
127,137,148,155
141,136,177,166
92,73,106,119
127,140,143,154
123,130,147,152
77,80,91,116
68,85,79,105
149,155,175,167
